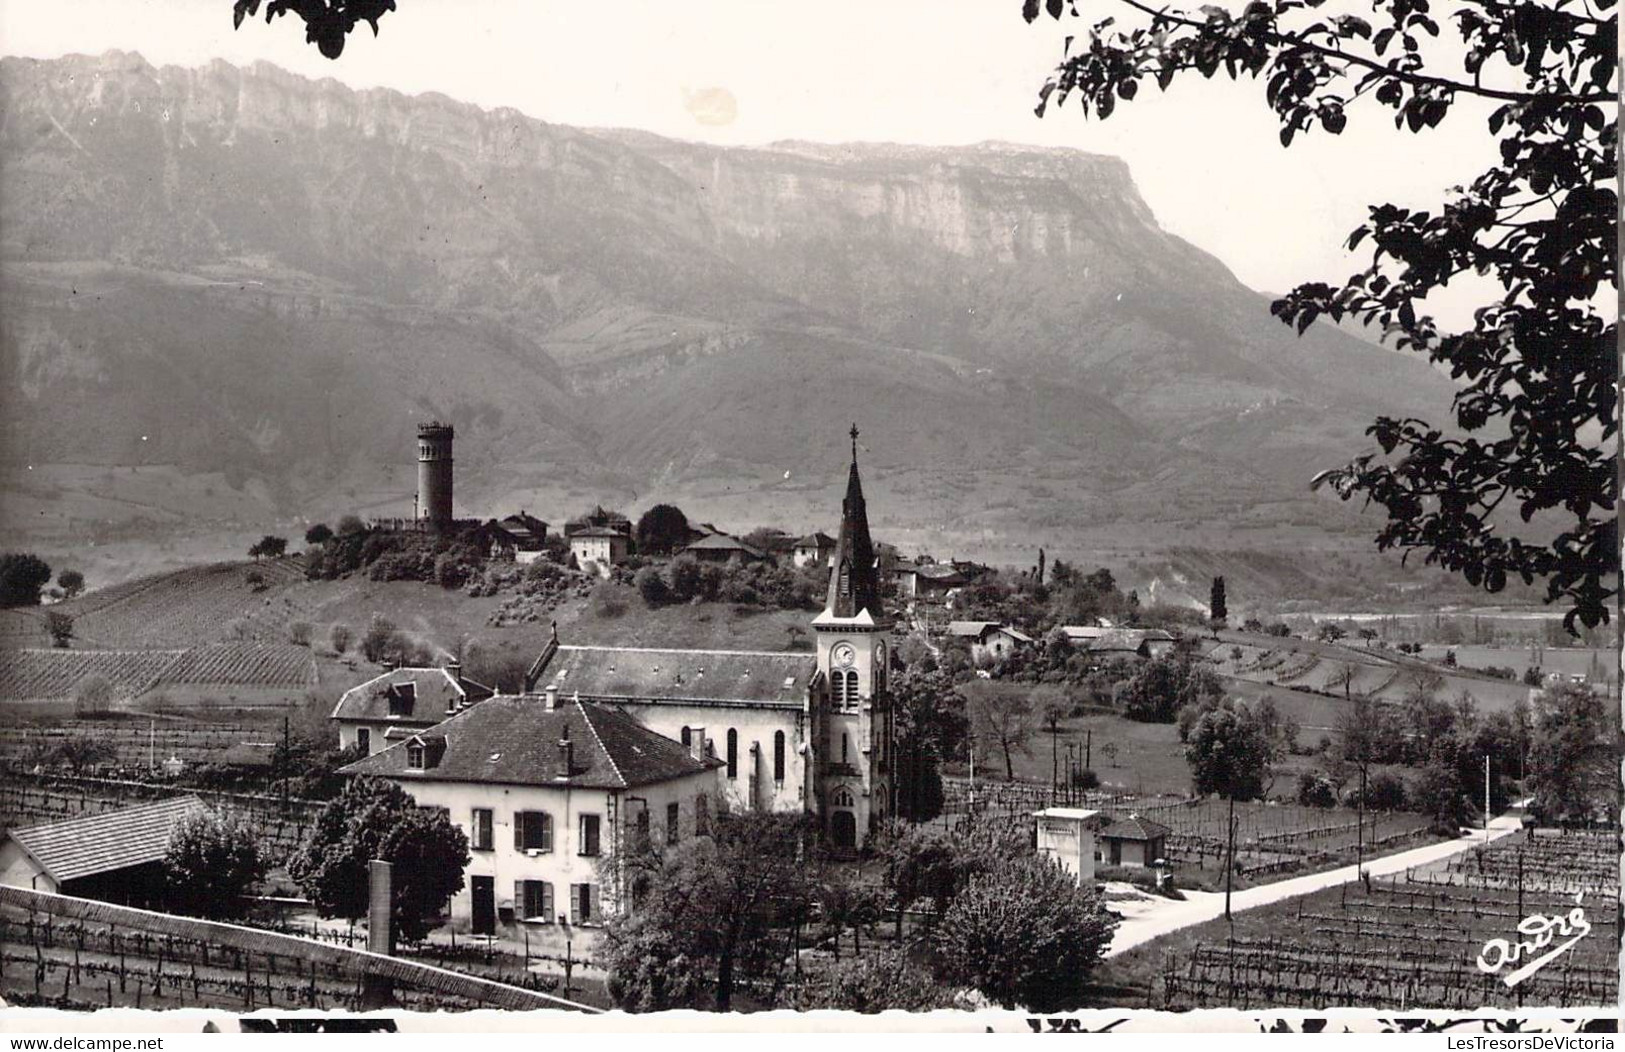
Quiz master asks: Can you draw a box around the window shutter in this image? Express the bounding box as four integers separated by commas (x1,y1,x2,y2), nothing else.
583,884,594,922
514,812,525,851
542,882,554,923
514,880,525,918
542,812,553,851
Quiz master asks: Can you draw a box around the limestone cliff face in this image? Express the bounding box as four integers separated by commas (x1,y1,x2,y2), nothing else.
0,52,1455,540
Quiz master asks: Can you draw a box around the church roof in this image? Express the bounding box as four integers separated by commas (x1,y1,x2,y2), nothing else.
825,426,884,621
534,646,817,707
341,696,720,789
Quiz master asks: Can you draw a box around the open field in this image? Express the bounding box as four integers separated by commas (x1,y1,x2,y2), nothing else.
1093,827,1619,1010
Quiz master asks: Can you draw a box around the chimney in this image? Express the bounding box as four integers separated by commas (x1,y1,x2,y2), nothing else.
688,726,706,762
447,658,463,687
557,724,574,778
544,684,559,711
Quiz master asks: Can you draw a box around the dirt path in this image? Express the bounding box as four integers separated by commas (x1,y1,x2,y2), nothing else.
1105,812,1525,957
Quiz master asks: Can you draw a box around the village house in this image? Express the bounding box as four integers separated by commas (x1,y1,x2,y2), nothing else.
678,533,769,564
1086,628,1178,662
341,694,722,950
330,664,494,756
482,513,549,563
1097,814,1171,869
792,532,836,568
0,796,207,906
894,562,970,601
568,527,630,574
947,620,1035,665
525,429,895,851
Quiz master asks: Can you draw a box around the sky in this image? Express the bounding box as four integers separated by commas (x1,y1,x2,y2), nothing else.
0,0,1502,315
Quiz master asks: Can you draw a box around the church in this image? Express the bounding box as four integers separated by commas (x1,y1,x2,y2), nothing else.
523,428,895,851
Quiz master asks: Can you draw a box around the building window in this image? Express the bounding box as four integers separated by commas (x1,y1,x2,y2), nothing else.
726,729,738,779
406,743,425,769
355,728,371,757
833,787,855,808
773,731,786,783
634,809,650,850
515,880,553,923
695,795,711,836
842,732,850,766
839,562,851,597
666,802,680,845
514,811,553,852
472,808,494,851
578,814,601,857
681,726,692,748
388,683,415,717
572,883,598,924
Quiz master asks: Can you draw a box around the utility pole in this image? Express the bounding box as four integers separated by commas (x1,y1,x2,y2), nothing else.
1483,753,1491,849
148,719,155,773
282,715,291,816
1085,728,1092,771
1224,792,1237,921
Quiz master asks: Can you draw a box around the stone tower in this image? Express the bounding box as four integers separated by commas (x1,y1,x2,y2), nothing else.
416,422,454,531
810,425,893,851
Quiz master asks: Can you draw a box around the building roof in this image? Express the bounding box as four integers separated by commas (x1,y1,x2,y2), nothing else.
1098,815,1173,841
330,667,491,724
1033,807,1102,822
533,646,816,708
794,532,836,549
680,534,768,558
569,526,628,540
8,796,208,884
341,696,721,789
1060,625,1106,642
947,620,1002,639
1088,628,1176,653
825,429,883,622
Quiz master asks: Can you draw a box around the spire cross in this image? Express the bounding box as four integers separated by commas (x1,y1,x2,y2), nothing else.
849,423,860,462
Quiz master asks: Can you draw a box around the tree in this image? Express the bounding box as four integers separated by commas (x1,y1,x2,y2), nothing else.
967,689,1033,780
73,674,114,718
634,565,671,606
1026,0,1616,634
288,620,314,646
305,523,334,546
44,612,74,648
1119,653,1223,723
1329,661,1360,699
892,667,965,821
249,535,289,561
49,733,116,774
1185,704,1270,801
288,777,469,943
1100,741,1119,768
231,0,396,58
1209,575,1227,628
329,622,354,654
934,854,1118,1011
0,553,53,607
878,826,961,938
361,613,399,663
1527,681,1612,824
802,949,955,1012
336,514,368,536
163,810,268,920
56,570,85,599
601,812,813,1012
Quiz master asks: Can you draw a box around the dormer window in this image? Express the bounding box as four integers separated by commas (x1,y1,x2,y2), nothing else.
388,683,416,717
407,743,425,769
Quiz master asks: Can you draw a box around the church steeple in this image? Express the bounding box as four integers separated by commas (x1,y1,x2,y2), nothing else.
825,424,882,621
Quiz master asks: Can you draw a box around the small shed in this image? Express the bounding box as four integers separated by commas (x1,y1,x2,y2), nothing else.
1097,814,1172,869
679,534,769,564
0,795,208,906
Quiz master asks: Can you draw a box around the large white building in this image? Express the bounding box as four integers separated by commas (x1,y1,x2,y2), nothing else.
524,428,896,851
342,694,722,949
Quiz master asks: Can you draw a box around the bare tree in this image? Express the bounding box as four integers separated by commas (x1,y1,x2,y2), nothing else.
968,692,1034,781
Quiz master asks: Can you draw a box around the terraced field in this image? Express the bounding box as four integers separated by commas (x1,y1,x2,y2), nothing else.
0,649,187,702
153,643,317,690
44,559,311,648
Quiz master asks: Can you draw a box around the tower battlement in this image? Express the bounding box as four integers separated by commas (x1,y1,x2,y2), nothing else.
416,422,455,530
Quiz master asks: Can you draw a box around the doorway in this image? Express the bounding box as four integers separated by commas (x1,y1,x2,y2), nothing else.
471,876,495,935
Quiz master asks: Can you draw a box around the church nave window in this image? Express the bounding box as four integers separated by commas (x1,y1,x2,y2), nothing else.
773,730,786,783
726,729,738,779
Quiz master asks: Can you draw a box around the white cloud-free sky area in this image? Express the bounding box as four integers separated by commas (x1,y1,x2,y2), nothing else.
0,0,1502,318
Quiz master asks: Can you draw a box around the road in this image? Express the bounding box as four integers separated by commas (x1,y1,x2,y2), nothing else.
1105,812,1525,957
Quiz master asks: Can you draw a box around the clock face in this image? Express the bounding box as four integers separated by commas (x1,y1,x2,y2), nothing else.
832,643,856,668
875,641,887,665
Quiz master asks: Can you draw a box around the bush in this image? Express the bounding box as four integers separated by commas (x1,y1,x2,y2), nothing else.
163,811,267,920
1354,772,1408,811
635,565,671,606
361,614,398,663
0,552,53,607
288,620,313,646
934,854,1118,1011
329,622,354,654
73,674,114,718
1296,772,1338,808
45,611,74,648
593,585,630,619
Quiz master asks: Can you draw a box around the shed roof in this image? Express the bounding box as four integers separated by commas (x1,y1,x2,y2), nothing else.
1099,815,1173,841
342,696,721,789
8,796,208,884
681,534,768,558
947,620,1002,639
535,645,816,707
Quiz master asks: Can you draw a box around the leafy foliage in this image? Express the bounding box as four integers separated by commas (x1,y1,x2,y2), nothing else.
44,612,74,648
934,853,1118,1011
0,553,53,607
231,0,396,59
56,570,85,598
163,810,268,920
1185,703,1271,800
1120,653,1223,722
1027,0,1617,633
802,949,956,1012
288,776,470,942
1527,681,1613,823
